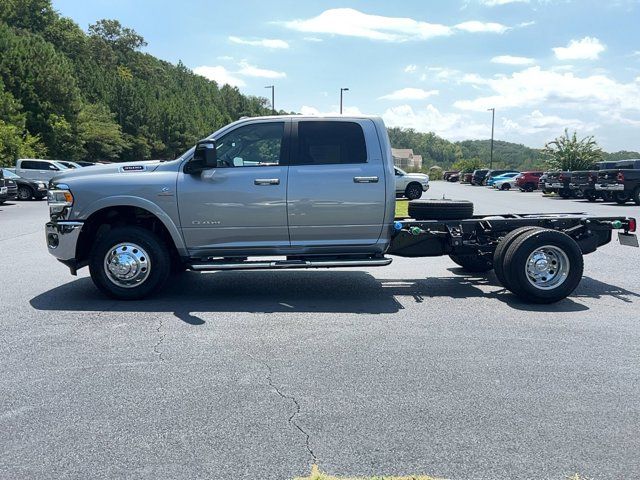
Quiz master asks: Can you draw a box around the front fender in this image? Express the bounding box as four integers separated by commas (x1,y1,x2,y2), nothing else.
78,195,187,256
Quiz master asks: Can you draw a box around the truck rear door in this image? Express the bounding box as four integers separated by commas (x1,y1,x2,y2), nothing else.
286,119,386,246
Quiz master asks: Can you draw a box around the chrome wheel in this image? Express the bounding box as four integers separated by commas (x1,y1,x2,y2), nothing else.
103,243,151,288
525,245,570,290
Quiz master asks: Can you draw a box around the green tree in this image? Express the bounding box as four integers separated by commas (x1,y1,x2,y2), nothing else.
452,157,486,173
88,19,147,52
77,103,128,160
544,129,603,171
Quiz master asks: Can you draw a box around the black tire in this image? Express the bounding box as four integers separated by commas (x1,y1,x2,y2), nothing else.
632,187,640,206
405,183,423,200
408,199,474,221
449,254,493,273
585,190,598,202
89,226,171,300
502,229,584,304
559,189,572,199
524,183,536,192
17,185,34,200
614,192,630,205
493,226,541,288
500,183,511,191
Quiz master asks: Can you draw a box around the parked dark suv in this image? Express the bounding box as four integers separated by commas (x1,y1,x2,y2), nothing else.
0,169,6,204
2,169,48,200
471,169,489,185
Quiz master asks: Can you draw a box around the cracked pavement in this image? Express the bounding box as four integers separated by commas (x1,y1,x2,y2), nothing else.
1,184,640,480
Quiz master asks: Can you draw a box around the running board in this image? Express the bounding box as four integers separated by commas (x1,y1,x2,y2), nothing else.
188,257,392,271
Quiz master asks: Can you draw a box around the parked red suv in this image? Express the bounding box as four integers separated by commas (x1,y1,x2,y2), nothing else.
516,171,544,192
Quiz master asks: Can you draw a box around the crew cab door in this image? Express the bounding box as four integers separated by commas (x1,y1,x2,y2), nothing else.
177,120,290,255
287,119,386,246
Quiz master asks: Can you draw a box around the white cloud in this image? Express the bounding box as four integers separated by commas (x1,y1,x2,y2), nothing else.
237,61,286,79
299,105,364,116
502,110,597,134
193,65,246,87
479,0,529,5
229,36,289,49
404,64,418,73
303,37,323,42
453,66,640,113
379,88,439,100
553,37,606,60
455,21,509,34
283,8,453,42
382,104,490,140
491,55,535,65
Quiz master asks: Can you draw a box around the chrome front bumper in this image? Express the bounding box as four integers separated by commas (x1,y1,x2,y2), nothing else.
46,221,83,261
595,183,625,191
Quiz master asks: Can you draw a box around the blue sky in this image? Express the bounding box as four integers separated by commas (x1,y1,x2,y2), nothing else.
53,0,640,151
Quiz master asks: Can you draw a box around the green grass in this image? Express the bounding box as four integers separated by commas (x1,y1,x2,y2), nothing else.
395,199,409,219
294,466,592,480
295,465,439,480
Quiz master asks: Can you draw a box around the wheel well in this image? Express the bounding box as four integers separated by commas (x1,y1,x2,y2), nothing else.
76,206,179,265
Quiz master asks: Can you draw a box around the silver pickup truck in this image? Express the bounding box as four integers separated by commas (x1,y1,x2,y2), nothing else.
46,115,637,303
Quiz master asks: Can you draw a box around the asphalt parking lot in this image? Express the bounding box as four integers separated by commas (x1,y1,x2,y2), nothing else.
1,184,639,480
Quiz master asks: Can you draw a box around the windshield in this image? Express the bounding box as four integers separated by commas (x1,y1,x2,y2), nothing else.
2,169,20,179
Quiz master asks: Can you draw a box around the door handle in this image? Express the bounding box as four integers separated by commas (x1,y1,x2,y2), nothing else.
353,176,379,183
254,178,280,185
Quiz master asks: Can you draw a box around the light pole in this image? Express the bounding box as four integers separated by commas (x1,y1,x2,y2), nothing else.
265,85,275,115
488,108,495,169
340,87,349,114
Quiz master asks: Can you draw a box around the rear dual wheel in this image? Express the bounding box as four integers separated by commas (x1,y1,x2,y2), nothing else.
494,227,583,304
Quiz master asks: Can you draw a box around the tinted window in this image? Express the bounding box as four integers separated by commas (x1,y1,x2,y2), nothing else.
21,161,50,170
295,121,366,165
215,122,284,167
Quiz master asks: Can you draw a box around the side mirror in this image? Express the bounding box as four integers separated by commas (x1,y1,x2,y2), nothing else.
186,139,217,173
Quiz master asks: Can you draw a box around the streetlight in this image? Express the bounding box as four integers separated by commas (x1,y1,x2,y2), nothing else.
487,108,495,169
340,87,349,114
265,85,275,115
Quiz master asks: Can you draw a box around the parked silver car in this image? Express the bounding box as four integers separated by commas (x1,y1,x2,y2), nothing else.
394,167,429,199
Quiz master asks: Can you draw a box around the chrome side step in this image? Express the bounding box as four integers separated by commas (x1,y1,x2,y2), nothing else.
188,257,392,271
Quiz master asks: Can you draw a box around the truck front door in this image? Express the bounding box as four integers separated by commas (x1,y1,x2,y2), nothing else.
287,119,386,247
177,120,290,255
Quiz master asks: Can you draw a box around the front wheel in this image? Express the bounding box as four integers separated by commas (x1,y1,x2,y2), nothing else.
614,192,630,205
89,226,171,300
501,228,583,304
632,187,640,206
500,183,511,191
559,189,572,199
17,186,34,200
585,190,598,202
405,183,423,200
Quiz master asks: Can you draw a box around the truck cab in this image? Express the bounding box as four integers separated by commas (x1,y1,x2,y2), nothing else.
46,115,395,298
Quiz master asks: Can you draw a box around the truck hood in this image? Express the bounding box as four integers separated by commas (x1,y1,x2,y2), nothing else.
404,173,429,181
51,160,164,184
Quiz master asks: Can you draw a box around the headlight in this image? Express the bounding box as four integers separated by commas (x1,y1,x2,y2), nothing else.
37,182,46,189
48,188,74,217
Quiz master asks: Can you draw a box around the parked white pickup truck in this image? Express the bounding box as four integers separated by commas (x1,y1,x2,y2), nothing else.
45,115,637,303
15,159,70,182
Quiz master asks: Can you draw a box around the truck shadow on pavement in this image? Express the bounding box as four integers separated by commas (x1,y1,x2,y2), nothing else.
29,270,639,324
